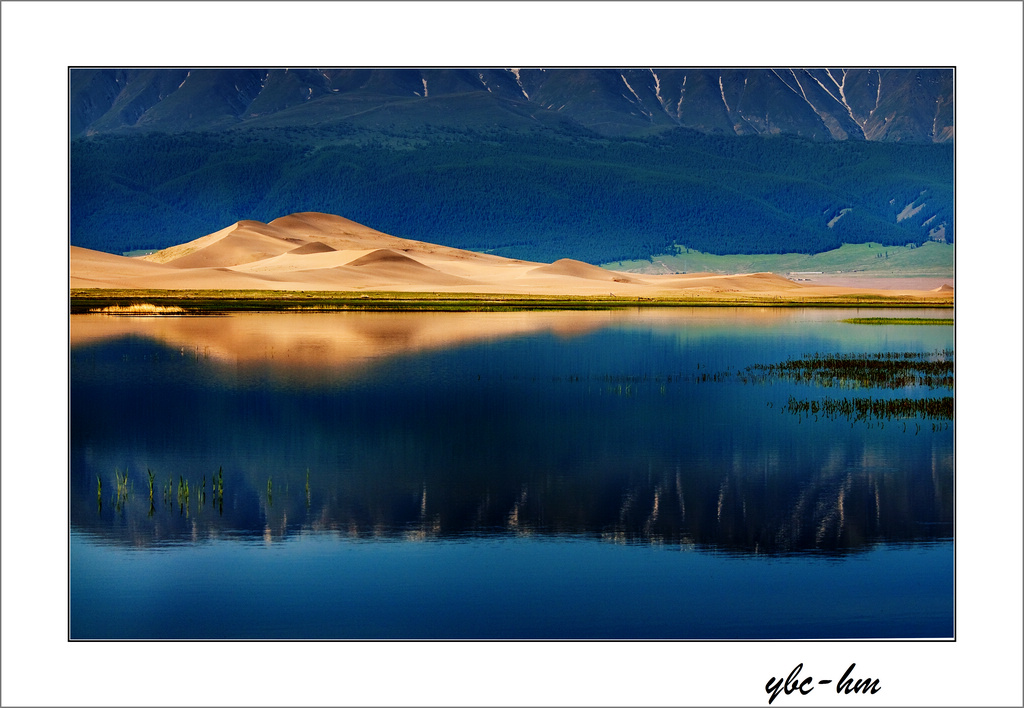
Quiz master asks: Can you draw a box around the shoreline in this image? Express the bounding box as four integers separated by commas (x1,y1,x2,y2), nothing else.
70,288,955,314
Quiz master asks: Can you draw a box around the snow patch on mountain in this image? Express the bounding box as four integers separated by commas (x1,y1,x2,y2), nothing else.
509,69,529,100
771,69,801,98
650,69,663,106
676,76,687,118
621,75,640,103
621,75,651,117
871,70,882,116
814,68,866,131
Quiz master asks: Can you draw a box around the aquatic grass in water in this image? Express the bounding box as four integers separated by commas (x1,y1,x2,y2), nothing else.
112,468,131,511
83,464,338,530
785,395,954,423
104,467,226,516
146,469,156,516
842,317,953,325
746,350,954,390
742,350,954,428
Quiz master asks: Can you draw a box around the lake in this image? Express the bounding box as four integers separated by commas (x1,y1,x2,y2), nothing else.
69,307,953,639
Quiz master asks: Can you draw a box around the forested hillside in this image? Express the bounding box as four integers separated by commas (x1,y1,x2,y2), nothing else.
71,124,953,263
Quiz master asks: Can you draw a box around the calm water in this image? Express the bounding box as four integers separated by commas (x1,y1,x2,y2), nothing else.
69,308,954,639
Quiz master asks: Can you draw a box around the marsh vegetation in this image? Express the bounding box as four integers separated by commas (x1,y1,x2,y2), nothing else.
784,395,953,424
745,350,953,389
744,350,953,426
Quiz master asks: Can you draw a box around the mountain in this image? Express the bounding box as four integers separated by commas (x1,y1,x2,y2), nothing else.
71,68,953,143
69,68,954,263
70,123,954,261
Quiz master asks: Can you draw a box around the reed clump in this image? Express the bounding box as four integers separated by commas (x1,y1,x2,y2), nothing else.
113,468,131,510
94,303,187,315
784,395,953,424
748,349,954,429
746,350,954,390
215,467,224,514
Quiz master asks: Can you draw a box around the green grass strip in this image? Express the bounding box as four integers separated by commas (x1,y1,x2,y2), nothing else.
842,317,953,325
70,289,955,314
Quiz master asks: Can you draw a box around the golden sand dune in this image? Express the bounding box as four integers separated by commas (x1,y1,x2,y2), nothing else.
530,258,649,284
659,271,806,292
71,212,954,302
288,241,337,255
71,245,174,279
142,220,296,268
344,248,481,286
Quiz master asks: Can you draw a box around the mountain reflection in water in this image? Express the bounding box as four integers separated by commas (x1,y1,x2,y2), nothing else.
72,453,951,555
71,309,953,557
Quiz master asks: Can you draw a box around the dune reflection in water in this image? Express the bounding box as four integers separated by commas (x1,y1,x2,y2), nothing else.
70,307,934,375
71,308,953,553
71,310,629,380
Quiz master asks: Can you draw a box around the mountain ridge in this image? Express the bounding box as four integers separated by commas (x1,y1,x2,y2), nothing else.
71,68,954,143
69,69,955,263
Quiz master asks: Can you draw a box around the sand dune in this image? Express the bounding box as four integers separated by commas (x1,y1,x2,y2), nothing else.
71,212,954,302
343,248,481,286
72,245,174,277
348,248,433,268
530,258,649,285
657,271,806,293
288,241,337,255
143,220,302,268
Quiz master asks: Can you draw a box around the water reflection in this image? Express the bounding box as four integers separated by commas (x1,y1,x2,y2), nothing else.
72,446,952,554
71,307,948,380
71,309,953,557
70,310,621,379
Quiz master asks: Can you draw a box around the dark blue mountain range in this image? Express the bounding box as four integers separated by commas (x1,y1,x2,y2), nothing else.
72,68,953,142
70,68,954,261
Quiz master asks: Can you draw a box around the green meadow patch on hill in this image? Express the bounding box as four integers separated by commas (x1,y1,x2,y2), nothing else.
604,241,954,278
